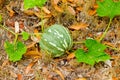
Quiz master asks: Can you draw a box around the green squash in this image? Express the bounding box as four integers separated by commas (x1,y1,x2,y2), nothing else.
40,24,73,57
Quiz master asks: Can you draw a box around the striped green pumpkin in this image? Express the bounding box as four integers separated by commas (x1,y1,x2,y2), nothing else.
40,24,73,57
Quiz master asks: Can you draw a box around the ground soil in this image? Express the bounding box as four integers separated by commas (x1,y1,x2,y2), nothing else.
0,0,120,80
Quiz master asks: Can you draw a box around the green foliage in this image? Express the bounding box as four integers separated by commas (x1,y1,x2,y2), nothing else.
75,39,110,65
97,0,120,19
21,31,30,40
24,0,47,9
4,41,27,62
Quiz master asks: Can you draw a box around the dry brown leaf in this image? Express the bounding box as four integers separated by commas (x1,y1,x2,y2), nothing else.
53,0,60,4
42,7,51,14
26,42,36,49
54,69,65,80
10,71,17,78
103,41,115,48
1,59,9,68
17,74,22,80
25,59,37,74
88,4,98,16
75,78,87,80
93,4,98,9
112,77,118,80
69,23,89,30
67,0,74,3
76,6,83,11
34,12,41,18
61,0,67,3
54,5,63,13
25,42,41,58
88,9,96,16
25,50,41,57
51,0,63,13
34,29,41,40
67,53,75,60
67,6,76,15
6,5,15,17
23,10,34,15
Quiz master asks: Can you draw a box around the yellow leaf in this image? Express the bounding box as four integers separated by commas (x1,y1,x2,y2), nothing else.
54,69,65,80
69,23,89,30
67,53,75,60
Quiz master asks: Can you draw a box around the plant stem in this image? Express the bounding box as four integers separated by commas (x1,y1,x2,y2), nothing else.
0,24,16,35
106,45,120,51
14,34,18,44
99,18,112,42
73,41,85,44
40,8,44,32
0,24,18,44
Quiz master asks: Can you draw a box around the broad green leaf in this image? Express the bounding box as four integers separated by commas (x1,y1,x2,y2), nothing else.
24,0,47,10
4,41,27,62
75,49,95,65
75,39,110,65
97,0,120,19
22,31,30,40
85,39,107,52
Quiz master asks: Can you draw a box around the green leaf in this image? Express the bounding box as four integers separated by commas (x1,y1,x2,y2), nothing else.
24,0,47,10
85,39,106,52
75,39,110,65
22,31,30,40
4,41,27,62
97,0,120,19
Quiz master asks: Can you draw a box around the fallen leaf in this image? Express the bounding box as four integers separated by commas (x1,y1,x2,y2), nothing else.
67,0,74,3
42,7,51,14
23,10,34,16
26,42,36,49
25,50,41,57
10,71,17,78
0,0,4,8
6,5,15,17
88,9,96,16
67,52,75,60
54,69,65,80
103,41,115,48
25,42,41,58
54,4,63,13
93,4,98,9
67,6,76,15
61,0,67,3
34,12,42,18
112,77,118,80
53,0,60,4
17,74,22,80
75,78,87,80
76,6,83,12
51,0,63,13
34,28,41,40
6,19,15,27
25,59,37,74
1,59,10,68
69,23,89,30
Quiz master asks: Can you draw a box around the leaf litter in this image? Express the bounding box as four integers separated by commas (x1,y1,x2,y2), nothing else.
0,0,120,80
